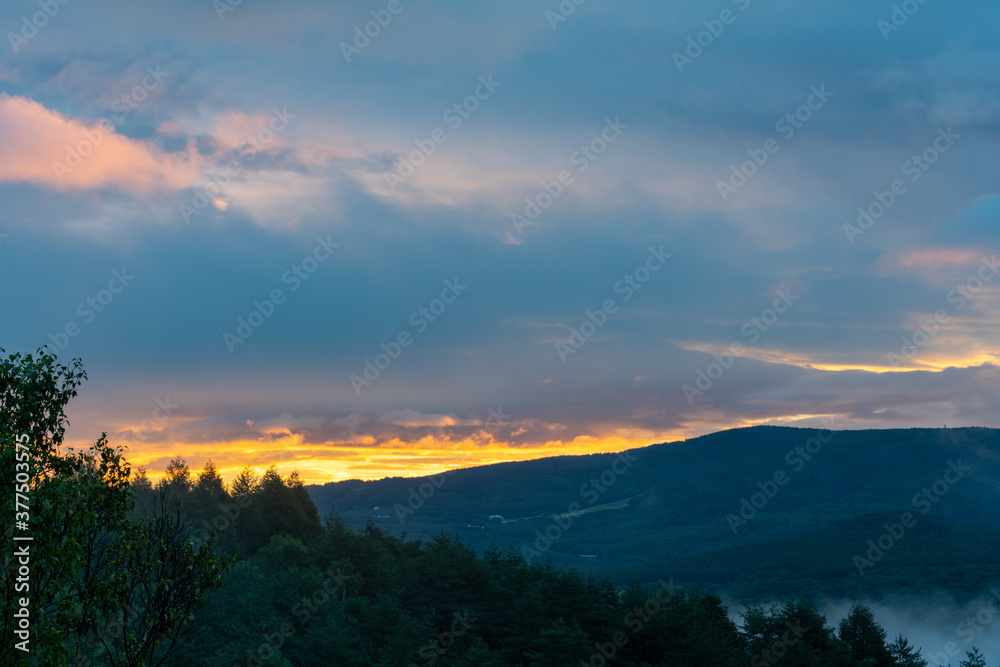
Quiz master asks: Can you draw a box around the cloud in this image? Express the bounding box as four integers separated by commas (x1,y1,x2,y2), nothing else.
875,247,991,286
895,248,984,269
378,409,476,428
0,94,202,194
3,0,1000,482
159,109,291,154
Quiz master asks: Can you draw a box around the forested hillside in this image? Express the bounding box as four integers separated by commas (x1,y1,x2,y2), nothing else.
3,350,997,665
308,425,1000,600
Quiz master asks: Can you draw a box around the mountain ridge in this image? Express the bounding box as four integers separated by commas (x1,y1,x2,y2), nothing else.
306,425,1000,601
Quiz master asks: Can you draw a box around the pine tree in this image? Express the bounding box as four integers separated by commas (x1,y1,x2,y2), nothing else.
132,465,156,516
888,634,928,667
744,600,854,666
133,465,153,492
229,465,260,498
838,603,894,667
161,454,192,493
227,466,264,552
194,458,226,497
959,647,987,667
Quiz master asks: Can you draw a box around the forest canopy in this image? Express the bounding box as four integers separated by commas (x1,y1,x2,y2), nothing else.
0,349,992,666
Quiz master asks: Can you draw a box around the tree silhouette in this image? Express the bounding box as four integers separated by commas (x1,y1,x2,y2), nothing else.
888,634,928,667
839,603,894,667
0,348,231,665
959,647,988,667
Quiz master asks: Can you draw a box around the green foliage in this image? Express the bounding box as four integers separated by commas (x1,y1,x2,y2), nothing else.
194,458,226,498
0,348,231,665
743,599,853,666
612,510,1000,601
161,455,192,494
889,635,928,667
306,425,1000,601
4,351,992,664
838,603,894,667
959,647,988,667
179,510,974,666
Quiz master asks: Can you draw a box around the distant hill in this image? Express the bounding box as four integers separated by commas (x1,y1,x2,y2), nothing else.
306,426,1000,601
607,511,1000,600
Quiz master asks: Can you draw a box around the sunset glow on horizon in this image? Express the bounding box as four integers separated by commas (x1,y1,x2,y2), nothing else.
3,0,999,489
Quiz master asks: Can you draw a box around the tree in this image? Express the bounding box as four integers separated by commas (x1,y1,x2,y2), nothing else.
88,494,234,665
959,647,987,667
743,600,853,667
839,603,894,667
189,458,230,534
522,617,591,666
888,634,927,667
257,465,322,545
226,466,265,553
229,465,261,498
288,470,322,538
161,455,192,493
133,465,153,493
132,465,157,517
194,459,226,497
0,348,231,664
0,348,129,663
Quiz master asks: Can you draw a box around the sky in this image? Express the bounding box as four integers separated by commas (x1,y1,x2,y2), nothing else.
1,0,998,484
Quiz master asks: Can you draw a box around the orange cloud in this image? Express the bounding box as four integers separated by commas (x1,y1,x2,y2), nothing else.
0,94,200,193
159,109,291,155
378,410,479,428
896,248,983,269
875,247,993,286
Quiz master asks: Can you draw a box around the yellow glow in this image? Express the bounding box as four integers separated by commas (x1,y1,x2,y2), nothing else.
95,430,691,486
678,344,999,374
69,357,999,486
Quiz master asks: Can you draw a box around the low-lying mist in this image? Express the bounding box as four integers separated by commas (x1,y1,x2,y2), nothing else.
724,589,1000,666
